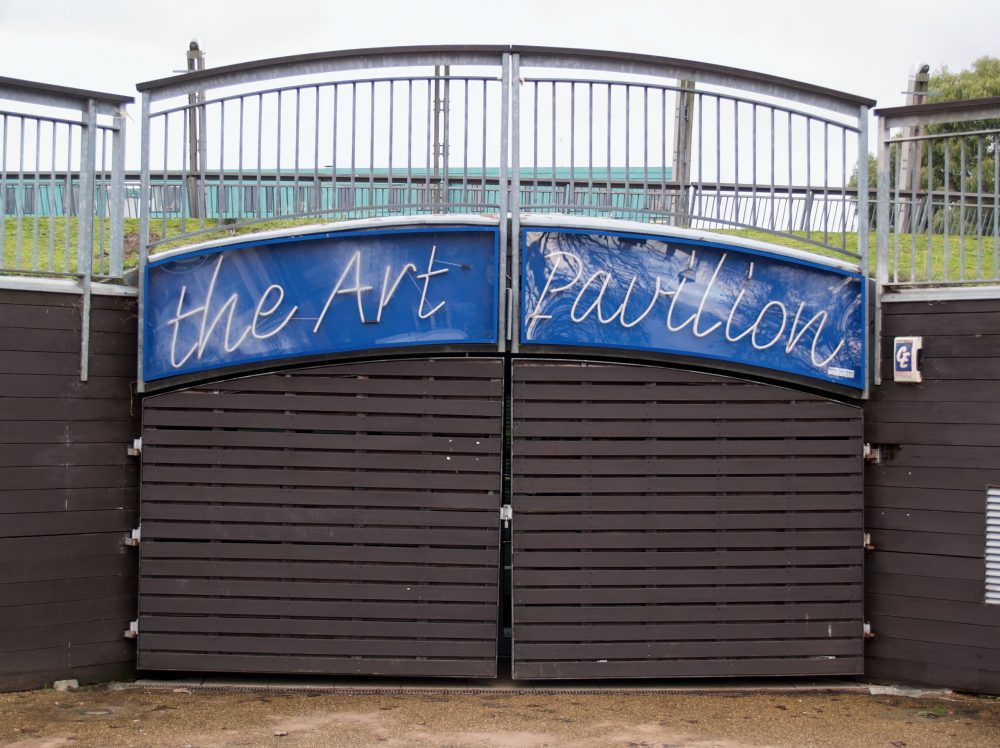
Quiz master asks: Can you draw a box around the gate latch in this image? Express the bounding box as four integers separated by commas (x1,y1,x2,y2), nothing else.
124,620,139,640
500,504,512,528
127,437,142,457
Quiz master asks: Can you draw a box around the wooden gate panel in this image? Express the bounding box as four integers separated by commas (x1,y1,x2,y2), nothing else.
511,360,864,680
139,358,503,678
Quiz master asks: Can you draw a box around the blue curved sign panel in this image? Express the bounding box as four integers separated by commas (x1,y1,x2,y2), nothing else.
520,227,865,391
143,226,500,382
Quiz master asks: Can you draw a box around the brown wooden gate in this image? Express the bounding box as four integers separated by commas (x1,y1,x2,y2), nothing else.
511,359,864,679
138,358,503,678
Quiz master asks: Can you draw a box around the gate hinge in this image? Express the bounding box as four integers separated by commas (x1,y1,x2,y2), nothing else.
500,504,512,528
863,443,881,464
124,526,141,547
863,532,875,551
863,621,875,639
127,437,142,457
124,619,139,640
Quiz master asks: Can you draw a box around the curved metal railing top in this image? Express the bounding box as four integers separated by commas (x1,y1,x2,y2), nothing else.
127,46,870,270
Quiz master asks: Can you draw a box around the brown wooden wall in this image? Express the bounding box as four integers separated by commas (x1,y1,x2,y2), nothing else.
511,360,864,680
865,296,1000,694
0,288,139,692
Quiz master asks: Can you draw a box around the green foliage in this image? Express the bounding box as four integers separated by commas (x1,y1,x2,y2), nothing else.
917,57,999,196
852,57,1000,195
932,56,1000,104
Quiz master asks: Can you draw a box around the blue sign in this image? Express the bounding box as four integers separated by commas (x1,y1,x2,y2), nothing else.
144,226,500,381
520,227,866,390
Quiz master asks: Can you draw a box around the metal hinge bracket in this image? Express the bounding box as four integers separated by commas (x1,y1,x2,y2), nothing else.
863,532,875,551
127,437,142,457
863,621,875,639
863,443,881,464
124,619,139,640
500,504,512,528
124,526,141,547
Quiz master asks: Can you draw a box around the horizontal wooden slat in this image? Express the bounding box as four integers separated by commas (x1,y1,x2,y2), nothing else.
144,446,500,473
136,651,495,678
140,484,498,510
139,615,495,640
140,596,495,622
142,465,498,491
514,455,859,476
144,409,497,434
515,548,859,568
518,494,860,513
142,559,497,584
513,657,862,679
515,638,862,661
515,566,862,587
141,633,495,659
517,512,860,532
515,620,861,642
141,521,497,547
514,584,862,605
515,437,858,457
515,529,861,550
144,430,499,453
514,601,864,624
142,540,497,566
140,504,496,529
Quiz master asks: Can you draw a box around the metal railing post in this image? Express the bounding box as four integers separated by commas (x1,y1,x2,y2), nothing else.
498,52,510,352
78,98,98,382
856,105,872,393
137,93,152,394
510,53,521,353
874,114,890,387
109,108,126,277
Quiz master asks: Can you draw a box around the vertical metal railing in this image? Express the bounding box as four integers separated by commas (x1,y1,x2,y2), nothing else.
509,49,872,263
0,77,132,280
135,48,509,254
876,96,1000,287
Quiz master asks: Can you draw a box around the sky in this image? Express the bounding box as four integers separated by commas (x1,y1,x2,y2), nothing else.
1,0,997,113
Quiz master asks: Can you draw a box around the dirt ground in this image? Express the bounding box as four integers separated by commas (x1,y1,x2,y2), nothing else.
2,684,999,748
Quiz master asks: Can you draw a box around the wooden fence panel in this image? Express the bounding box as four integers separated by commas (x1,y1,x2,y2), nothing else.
511,359,864,680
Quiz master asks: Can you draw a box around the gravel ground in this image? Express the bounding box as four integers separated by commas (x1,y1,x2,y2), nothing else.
1,684,999,748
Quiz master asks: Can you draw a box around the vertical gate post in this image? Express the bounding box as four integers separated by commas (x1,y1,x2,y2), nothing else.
498,52,511,351
509,53,521,353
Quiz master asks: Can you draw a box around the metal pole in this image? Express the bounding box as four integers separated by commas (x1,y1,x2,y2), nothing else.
897,64,929,233
109,108,126,277
498,53,510,352
78,98,98,383
857,104,871,395
137,94,152,394
874,112,891,390
510,54,521,353
186,40,206,219
672,80,694,227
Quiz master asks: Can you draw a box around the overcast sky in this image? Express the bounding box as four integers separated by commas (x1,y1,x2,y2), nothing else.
2,0,997,113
